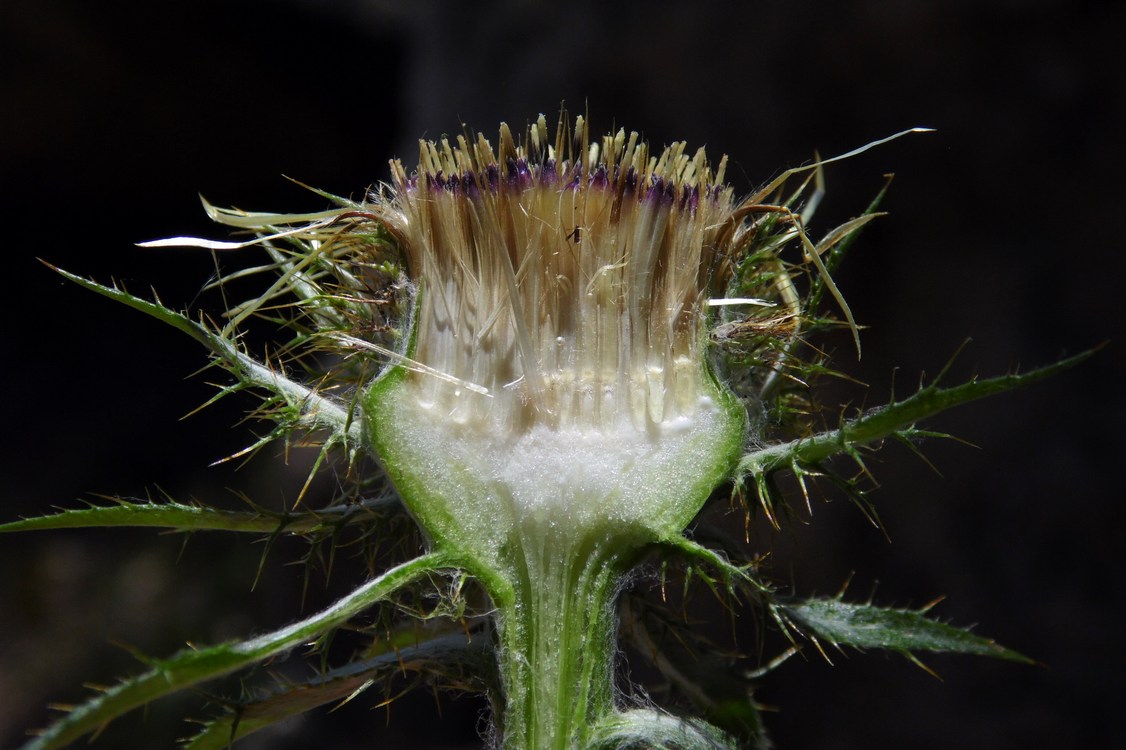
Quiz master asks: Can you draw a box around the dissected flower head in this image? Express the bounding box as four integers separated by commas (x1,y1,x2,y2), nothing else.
169,113,860,558
358,115,753,557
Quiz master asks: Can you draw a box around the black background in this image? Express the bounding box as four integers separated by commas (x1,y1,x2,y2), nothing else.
2,1,1122,748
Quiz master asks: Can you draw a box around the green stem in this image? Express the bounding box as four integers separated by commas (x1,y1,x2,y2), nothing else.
494,526,627,750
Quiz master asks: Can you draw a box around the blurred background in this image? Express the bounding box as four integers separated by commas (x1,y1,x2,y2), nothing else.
2,1,1122,748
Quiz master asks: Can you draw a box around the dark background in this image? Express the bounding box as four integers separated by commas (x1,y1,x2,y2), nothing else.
2,1,1122,748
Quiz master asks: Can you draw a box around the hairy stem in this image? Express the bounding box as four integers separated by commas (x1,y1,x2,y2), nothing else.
493,527,627,750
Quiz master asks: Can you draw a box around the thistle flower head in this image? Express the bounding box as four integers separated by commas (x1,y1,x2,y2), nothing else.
181,113,861,562
358,115,751,554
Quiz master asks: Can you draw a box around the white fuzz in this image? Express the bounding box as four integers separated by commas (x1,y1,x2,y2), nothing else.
385,391,730,529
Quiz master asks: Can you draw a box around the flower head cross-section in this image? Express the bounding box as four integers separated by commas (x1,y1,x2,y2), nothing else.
364,115,746,554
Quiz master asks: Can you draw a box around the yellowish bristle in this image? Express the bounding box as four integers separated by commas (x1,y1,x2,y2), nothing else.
382,117,735,435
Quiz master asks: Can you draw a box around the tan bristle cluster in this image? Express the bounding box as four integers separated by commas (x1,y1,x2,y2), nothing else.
380,115,737,434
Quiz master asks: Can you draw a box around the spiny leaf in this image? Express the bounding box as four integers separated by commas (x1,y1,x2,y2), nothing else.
0,496,395,536
183,633,490,750
737,347,1098,482
44,263,362,447
775,597,1032,664
660,537,771,597
20,553,453,750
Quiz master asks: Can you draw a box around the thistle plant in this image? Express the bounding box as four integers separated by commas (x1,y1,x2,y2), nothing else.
5,114,1090,749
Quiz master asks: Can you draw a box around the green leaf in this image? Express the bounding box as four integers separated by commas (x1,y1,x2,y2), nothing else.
44,264,362,447
737,347,1099,519
0,496,399,536
775,597,1032,664
183,633,490,750
659,536,771,597
20,553,453,750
